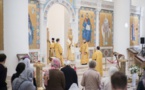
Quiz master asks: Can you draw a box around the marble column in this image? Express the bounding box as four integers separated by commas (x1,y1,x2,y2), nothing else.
39,0,47,64
140,8,145,37
114,0,130,58
3,0,29,76
74,7,81,61
74,8,79,44
96,10,100,47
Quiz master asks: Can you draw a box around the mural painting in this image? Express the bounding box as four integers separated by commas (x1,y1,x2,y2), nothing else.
130,14,140,46
79,7,96,47
99,10,113,47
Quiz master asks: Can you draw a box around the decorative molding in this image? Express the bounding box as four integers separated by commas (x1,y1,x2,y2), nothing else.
130,5,141,14
81,1,97,7
101,1,114,10
38,0,46,4
43,0,75,21
79,0,101,10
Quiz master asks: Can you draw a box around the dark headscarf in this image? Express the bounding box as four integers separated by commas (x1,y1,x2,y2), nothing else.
16,63,25,75
11,63,25,83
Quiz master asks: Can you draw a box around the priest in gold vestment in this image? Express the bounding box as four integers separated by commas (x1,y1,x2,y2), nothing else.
80,40,89,65
49,38,55,60
55,38,63,66
92,46,103,76
67,29,75,61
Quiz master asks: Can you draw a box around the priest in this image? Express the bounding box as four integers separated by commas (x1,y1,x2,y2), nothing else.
80,39,89,65
55,38,63,66
92,46,103,76
49,38,55,60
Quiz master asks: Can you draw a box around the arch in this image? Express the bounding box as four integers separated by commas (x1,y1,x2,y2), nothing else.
43,0,75,22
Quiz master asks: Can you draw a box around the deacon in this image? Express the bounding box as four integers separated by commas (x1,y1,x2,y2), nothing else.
92,46,103,76
80,39,89,65
49,38,55,60
55,38,63,66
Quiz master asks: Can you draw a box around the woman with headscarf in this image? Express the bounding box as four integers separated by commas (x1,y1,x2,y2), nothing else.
11,63,25,83
12,68,36,90
20,57,31,68
61,60,78,90
101,66,118,90
137,71,145,90
20,57,37,87
44,58,65,90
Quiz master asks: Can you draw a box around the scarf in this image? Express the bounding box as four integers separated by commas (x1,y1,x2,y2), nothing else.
12,68,33,90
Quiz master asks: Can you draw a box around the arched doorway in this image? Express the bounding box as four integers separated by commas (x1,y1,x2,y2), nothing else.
47,3,70,58
42,0,75,62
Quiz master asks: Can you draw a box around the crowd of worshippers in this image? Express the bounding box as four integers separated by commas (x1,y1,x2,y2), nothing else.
0,54,145,90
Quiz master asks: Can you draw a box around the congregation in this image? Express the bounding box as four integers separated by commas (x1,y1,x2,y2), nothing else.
0,53,145,90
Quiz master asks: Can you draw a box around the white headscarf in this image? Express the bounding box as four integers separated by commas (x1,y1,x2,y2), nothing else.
20,58,30,68
64,60,71,66
22,58,31,68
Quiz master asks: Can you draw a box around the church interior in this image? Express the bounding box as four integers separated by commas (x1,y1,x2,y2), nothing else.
1,0,145,90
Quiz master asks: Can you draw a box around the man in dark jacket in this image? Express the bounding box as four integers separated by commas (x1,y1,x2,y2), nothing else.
61,61,78,90
0,54,7,90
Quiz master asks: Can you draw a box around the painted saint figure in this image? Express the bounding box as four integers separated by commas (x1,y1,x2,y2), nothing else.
101,17,111,46
131,23,135,41
82,13,92,42
28,14,34,45
67,29,75,61
80,40,89,65
92,46,103,76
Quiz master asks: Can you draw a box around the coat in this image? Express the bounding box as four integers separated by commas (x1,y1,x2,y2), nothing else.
46,69,65,90
0,64,7,90
101,77,112,90
81,69,101,90
61,66,78,90
137,81,145,90
12,68,36,90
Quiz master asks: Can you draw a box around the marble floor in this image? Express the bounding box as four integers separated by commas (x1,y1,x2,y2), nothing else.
7,60,137,90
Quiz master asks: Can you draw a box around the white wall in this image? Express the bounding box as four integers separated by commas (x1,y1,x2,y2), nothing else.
47,4,70,57
4,0,29,76
64,8,70,58
131,0,145,37
114,0,130,58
